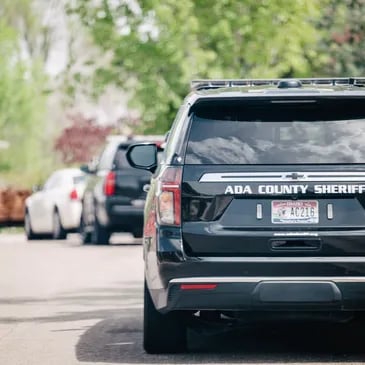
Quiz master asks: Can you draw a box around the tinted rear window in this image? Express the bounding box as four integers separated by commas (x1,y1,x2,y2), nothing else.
73,175,85,185
185,99,365,165
114,148,129,169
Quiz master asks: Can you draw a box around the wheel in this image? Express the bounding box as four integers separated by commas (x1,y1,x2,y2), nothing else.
79,214,92,244
52,210,67,240
24,211,39,240
132,229,143,238
143,281,187,354
91,215,110,245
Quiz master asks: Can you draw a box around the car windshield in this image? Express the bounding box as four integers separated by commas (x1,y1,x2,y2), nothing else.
185,99,365,165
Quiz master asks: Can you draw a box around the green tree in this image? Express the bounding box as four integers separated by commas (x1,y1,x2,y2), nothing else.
2,0,57,64
0,17,51,187
318,0,365,76
72,0,324,132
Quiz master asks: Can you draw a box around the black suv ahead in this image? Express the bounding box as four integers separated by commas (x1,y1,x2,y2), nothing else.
127,78,365,353
80,136,163,245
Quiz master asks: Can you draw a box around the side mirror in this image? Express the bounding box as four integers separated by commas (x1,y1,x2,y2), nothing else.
80,164,90,174
32,184,42,193
126,143,158,172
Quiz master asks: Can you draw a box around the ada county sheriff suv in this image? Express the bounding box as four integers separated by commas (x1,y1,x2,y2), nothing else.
126,78,365,353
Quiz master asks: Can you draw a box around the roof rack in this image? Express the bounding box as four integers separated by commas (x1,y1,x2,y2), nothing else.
191,78,365,91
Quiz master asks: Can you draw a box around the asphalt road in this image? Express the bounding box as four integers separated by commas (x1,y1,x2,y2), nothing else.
1,233,365,365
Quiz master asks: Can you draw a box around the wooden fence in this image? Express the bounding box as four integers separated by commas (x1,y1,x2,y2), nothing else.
0,189,31,225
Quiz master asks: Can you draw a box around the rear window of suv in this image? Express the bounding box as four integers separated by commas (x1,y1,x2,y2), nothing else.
185,98,365,165
114,148,129,169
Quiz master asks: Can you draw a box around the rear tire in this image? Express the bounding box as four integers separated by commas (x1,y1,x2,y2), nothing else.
143,281,187,354
132,229,143,239
79,214,92,244
91,216,110,245
52,210,67,240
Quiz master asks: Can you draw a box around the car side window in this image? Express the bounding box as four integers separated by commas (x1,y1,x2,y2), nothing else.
113,147,129,170
97,143,116,171
164,105,188,163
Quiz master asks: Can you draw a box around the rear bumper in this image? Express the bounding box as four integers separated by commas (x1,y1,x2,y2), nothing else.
148,227,365,313
153,276,365,313
60,202,82,230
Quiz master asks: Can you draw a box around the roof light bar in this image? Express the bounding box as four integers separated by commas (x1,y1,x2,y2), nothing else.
191,78,365,91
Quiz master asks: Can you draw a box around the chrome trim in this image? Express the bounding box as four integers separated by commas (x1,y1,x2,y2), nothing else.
196,256,365,263
171,276,365,284
199,171,365,183
327,203,334,220
273,232,319,237
143,184,150,193
256,204,263,220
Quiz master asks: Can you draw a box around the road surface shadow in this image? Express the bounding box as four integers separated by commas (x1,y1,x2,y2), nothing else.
76,313,365,363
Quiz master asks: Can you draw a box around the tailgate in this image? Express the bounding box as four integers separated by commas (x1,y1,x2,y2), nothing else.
182,165,365,256
114,168,150,203
181,97,365,257
112,145,151,204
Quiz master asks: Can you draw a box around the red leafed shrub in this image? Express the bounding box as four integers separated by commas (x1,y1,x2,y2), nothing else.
54,114,113,164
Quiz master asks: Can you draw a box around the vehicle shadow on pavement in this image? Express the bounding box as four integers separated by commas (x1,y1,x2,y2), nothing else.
76,312,365,363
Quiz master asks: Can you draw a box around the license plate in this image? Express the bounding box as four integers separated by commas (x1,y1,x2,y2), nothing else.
271,200,319,224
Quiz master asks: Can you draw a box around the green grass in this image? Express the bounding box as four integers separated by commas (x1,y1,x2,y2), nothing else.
0,226,24,234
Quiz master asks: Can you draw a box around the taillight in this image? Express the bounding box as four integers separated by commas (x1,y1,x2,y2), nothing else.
69,188,79,200
157,166,182,226
104,171,116,196
180,284,217,290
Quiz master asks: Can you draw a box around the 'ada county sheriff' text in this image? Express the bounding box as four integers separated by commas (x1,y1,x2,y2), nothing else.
224,184,365,195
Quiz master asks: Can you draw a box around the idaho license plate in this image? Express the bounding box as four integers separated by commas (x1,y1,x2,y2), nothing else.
271,200,319,224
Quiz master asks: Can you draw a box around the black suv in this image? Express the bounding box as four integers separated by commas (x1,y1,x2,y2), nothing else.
80,136,163,245
127,78,365,353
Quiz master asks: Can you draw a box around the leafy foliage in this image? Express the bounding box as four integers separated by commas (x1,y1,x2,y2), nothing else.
2,0,58,64
0,17,51,187
71,0,324,133
318,0,365,76
54,114,113,164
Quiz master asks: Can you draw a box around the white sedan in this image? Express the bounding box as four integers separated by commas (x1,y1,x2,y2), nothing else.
24,168,86,240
